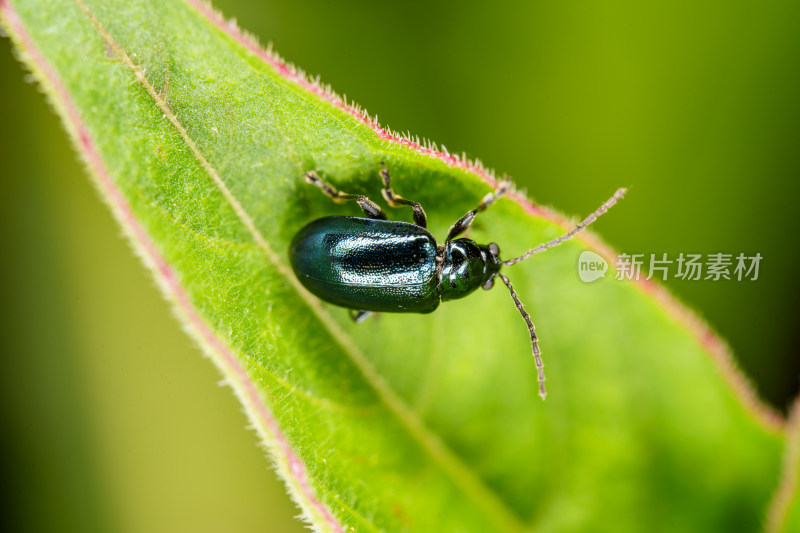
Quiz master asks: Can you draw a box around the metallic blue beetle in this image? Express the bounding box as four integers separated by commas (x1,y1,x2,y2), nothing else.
290,163,625,399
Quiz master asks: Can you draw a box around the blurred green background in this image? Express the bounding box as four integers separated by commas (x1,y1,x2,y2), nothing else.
1,0,798,531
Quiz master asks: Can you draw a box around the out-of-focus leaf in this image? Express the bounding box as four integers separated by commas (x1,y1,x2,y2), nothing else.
768,402,800,533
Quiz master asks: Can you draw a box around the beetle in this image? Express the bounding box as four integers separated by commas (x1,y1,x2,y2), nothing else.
290,163,626,399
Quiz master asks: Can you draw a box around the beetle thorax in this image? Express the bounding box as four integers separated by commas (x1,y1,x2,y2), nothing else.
439,239,500,301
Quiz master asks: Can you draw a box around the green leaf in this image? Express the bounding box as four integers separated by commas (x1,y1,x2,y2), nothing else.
1,0,789,531
768,401,800,533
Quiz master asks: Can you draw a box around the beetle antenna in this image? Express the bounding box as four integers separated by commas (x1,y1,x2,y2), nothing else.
501,188,627,266
497,273,546,400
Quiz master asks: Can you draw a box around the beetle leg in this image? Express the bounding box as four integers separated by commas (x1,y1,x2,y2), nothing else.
349,310,373,324
379,162,428,228
446,179,511,241
304,171,387,220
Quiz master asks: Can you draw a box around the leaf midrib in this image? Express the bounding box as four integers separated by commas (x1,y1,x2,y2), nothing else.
73,0,528,530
